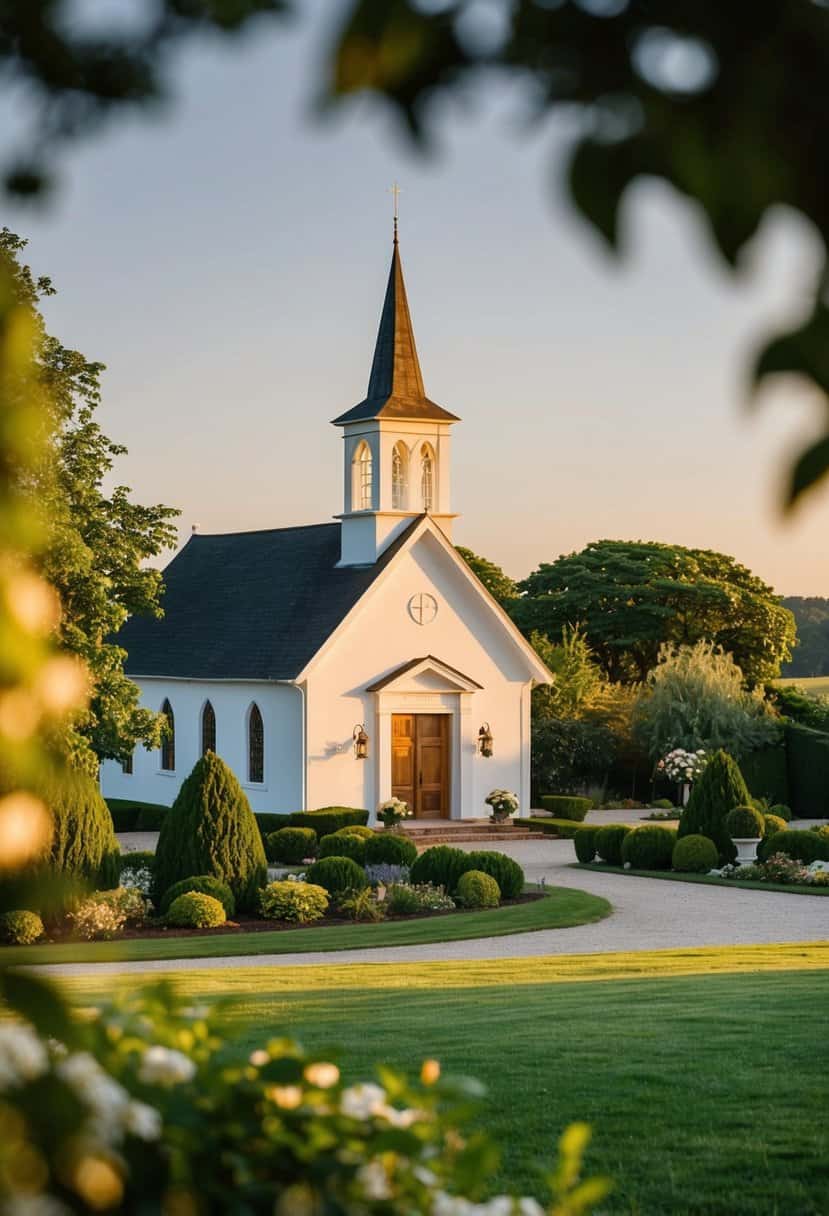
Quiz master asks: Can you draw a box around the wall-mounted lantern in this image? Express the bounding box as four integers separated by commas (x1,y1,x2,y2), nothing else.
477,722,494,758
353,724,369,760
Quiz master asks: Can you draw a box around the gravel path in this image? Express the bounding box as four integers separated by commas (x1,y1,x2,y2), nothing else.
43,837,829,977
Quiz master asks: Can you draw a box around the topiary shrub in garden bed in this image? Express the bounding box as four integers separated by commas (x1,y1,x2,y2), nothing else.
770,803,792,822
166,891,227,929
410,846,469,893
725,804,766,840
456,870,500,909
255,813,294,839
574,827,599,863
160,875,236,919
621,826,677,870
291,807,369,838
540,795,592,821
672,834,718,873
0,910,44,945
266,827,317,865
334,825,375,840
364,832,418,868
152,753,267,912
462,850,524,899
757,829,829,865
527,818,594,840
595,825,632,866
260,880,328,923
677,749,750,864
304,856,368,898
318,832,366,864
763,813,787,840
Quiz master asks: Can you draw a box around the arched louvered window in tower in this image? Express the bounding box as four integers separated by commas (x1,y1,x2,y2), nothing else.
248,703,264,784
392,442,408,509
201,700,216,756
420,444,435,512
160,699,175,771
353,441,373,511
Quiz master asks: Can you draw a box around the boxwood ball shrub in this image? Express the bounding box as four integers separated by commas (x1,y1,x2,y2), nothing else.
152,753,267,912
318,832,366,864
266,827,317,865
461,850,524,899
672,834,718,873
260,880,328,923
334,825,375,840
758,829,829,865
763,813,787,839
409,846,470,894
304,856,368,897
595,825,632,866
0,910,44,945
620,826,677,871
574,826,599,864
770,803,792,822
364,832,418,868
677,749,750,864
160,875,236,919
290,807,369,838
166,891,227,929
725,804,766,839
539,795,592,821
456,870,500,909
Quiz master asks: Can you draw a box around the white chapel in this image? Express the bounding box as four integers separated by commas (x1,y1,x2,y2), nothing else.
100,228,551,822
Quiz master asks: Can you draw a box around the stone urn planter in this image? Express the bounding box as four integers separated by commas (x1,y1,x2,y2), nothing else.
732,837,762,865
725,804,766,867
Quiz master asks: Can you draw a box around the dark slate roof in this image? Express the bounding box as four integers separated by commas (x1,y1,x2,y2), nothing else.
332,239,460,426
119,519,421,681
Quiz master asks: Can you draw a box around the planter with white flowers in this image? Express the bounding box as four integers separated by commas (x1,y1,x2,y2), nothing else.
485,789,519,824
725,804,765,865
377,797,413,831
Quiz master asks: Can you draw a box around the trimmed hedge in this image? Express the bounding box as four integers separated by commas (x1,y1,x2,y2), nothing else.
462,850,524,900
318,833,366,864
166,891,226,928
527,818,593,840
106,798,170,833
255,813,294,839
364,833,418,868
739,745,790,807
304,856,368,896
672,834,718,874
107,804,139,832
160,875,236,918
334,825,375,840
117,850,155,876
574,827,599,864
758,829,829,865
456,871,500,909
785,723,829,819
135,806,167,831
620,826,677,871
291,808,370,838
266,827,317,865
539,795,592,822
409,846,470,894
595,825,632,866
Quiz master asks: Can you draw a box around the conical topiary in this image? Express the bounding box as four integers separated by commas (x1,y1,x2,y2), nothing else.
152,753,267,911
677,749,749,863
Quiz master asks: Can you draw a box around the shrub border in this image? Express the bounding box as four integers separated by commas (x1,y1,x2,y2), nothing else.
573,862,829,896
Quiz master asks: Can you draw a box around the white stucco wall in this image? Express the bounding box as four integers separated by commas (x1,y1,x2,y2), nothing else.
100,679,303,814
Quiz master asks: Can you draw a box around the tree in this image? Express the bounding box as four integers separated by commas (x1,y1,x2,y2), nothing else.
634,640,781,761
152,752,267,912
677,749,750,864
780,598,829,678
1,229,179,768
456,546,517,608
530,626,605,722
513,540,796,686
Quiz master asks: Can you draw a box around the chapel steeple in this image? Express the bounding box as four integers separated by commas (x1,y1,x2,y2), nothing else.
334,217,460,567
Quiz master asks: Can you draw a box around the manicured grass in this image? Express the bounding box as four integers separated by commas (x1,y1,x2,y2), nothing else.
576,861,829,895
774,675,829,695
58,943,829,1215
2,886,610,966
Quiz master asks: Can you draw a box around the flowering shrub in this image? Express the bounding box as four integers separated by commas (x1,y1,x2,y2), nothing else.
657,748,707,783
485,789,519,820
714,854,824,885
119,864,153,895
0,978,610,1215
70,887,149,939
260,879,329,923
339,887,386,922
0,909,44,944
385,883,456,915
365,862,410,887
377,797,412,828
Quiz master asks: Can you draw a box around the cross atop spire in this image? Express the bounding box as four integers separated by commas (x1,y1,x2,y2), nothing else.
391,181,400,244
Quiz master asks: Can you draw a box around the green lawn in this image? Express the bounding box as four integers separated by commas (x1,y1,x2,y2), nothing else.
774,675,829,695
576,862,829,895
58,943,829,1216
2,886,609,966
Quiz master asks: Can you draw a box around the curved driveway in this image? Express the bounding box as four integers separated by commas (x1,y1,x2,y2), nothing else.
37,838,829,977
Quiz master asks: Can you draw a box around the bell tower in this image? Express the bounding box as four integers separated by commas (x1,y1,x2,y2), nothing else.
333,218,460,567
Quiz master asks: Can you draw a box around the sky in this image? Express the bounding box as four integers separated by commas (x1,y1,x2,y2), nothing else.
5,0,829,596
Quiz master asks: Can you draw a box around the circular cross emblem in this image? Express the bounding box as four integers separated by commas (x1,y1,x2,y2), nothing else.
408,592,438,626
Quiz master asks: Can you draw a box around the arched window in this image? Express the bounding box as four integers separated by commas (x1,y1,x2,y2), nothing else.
201,700,216,755
353,441,373,511
160,699,175,771
248,703,264,784
391,442,408,509
420,443,435,512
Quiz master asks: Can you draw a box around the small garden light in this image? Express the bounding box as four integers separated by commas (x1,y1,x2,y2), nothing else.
477,723,493,758
353,723,369,759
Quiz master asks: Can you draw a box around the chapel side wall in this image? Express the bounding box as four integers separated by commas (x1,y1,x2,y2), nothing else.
99,679,302,814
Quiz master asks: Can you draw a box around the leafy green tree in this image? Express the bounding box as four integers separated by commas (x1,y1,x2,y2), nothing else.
456,546,517,608
1,229,179,768
677,749,751,864
769,684,829,733
531,717,616,801
514,540,795,686
153,752,267,912
530,626,605,722
780,598,829,677
634,641,782,761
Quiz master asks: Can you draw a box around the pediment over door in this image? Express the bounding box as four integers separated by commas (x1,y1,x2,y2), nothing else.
366,655,483,695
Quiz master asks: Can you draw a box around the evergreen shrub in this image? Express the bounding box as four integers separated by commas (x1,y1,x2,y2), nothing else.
152,753,267,912
462,850,524,899
409,846,469,894
291,808,369,838
621,826,677,870
107,805,140,831
455,870,500,909
117,850,155,875
650,799,675,811
160,875,236,918
266,827,317,865
304,856,368,897
677,749,750,863
364,833,418,867
255,813,294,839
334,825,375,840
527,818,590,840
785,722,829,818
318,833,366,864
672,834,718,873
757,829,829,865
574,827,599,863
260,881,328,923
725,805,765,839
770,804,792,821
595,825,632,865
762,814,787,839
539,795,592,821
0,910,44,945
166,891,226,929
135,805,167,831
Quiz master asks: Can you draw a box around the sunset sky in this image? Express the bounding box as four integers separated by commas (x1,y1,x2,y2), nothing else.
7,0,828,596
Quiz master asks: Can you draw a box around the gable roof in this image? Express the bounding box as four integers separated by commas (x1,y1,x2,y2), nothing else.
332,238,459,426
118,519,420,681
366,655,484,693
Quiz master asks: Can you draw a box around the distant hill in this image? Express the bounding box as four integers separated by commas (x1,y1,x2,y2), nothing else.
781,597,829,677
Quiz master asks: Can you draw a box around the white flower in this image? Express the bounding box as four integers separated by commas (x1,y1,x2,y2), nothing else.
809,860,829,873
340,1082,386,1120
138,1045,196,1087
0,1024,48,1088
249,1049,270,1067
123,1099,162,1140
382,1105,420,1128
357,1161,392,1200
